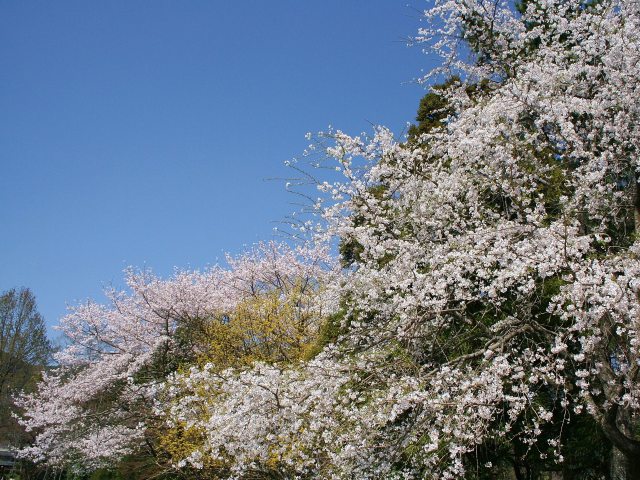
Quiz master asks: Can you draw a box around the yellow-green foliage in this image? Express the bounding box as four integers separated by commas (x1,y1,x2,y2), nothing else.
156,279,328,474
157,421,227,474
197,281,320,368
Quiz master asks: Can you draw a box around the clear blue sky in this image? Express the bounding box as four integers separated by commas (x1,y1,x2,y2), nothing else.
0,1,437,339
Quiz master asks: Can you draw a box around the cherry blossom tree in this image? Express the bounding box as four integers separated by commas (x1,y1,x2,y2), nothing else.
15,242,334,474
307,0,640,477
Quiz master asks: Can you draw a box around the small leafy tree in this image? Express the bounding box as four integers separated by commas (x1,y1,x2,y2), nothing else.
0,288,51,444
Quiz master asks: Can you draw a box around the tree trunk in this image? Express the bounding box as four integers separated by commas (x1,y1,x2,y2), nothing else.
622,452,640,480
603,405,640,480
612,446,640,480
